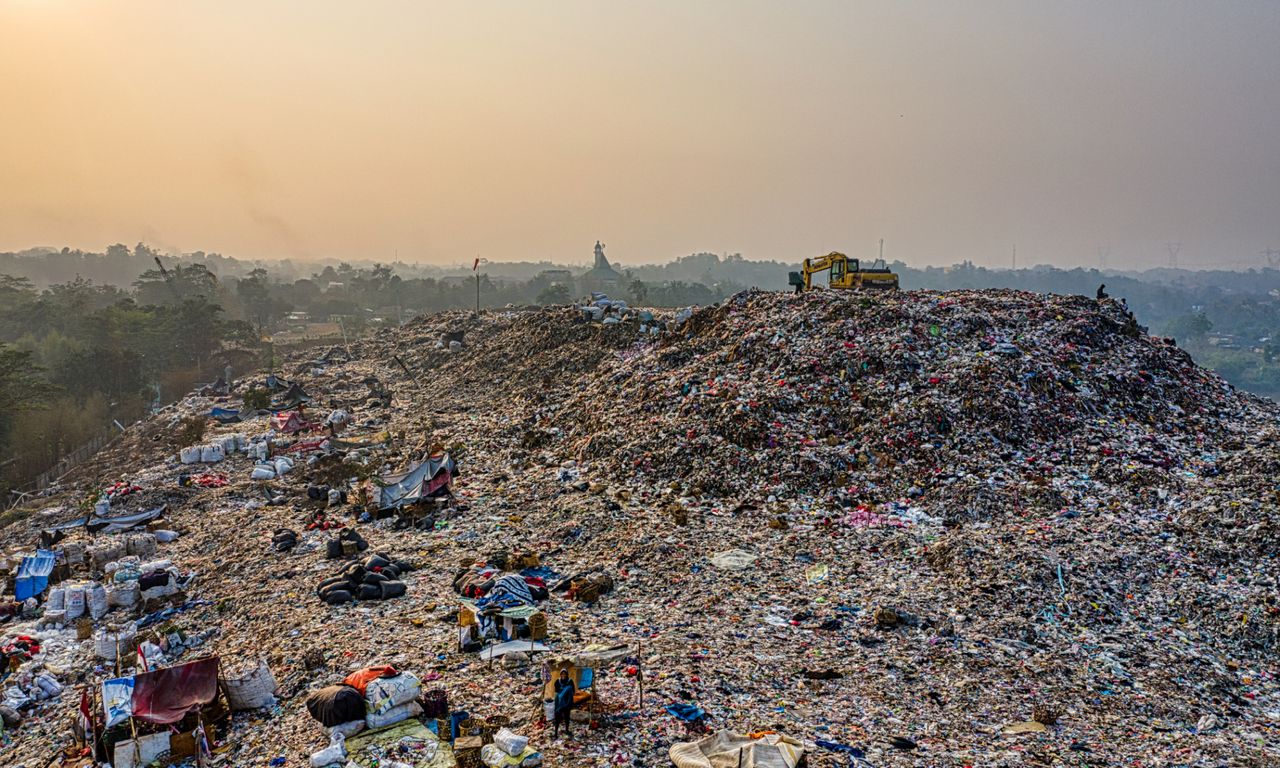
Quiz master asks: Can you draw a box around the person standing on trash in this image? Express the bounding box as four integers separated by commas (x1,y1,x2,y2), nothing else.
553,668,576,739
1096,283,1108,300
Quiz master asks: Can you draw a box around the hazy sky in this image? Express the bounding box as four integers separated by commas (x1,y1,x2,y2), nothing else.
2,1,1279,269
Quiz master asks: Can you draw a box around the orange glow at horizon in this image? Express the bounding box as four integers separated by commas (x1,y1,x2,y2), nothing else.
1,1,1279,269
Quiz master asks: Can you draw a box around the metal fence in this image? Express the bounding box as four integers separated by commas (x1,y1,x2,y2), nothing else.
31,433,112,492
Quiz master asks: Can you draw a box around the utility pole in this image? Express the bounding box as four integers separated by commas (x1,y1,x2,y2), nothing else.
879,238,884,262
1012,244,1017,271
473,256,486,315
1262,248,1280,268
1166,241,1182,269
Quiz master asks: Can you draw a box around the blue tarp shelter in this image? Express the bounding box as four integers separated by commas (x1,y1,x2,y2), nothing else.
15,549,56,601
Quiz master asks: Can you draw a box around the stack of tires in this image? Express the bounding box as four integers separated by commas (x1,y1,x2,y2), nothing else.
316,553,413,605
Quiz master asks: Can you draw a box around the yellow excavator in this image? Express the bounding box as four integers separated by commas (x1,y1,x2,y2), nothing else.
788,252,899,293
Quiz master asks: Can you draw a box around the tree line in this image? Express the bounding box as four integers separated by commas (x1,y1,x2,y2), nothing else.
0,247,755,500
7,243,1280,500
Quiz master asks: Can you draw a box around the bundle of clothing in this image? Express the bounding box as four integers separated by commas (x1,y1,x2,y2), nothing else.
1,635,41,663
453,567,549,603
455,568,552,652
304,665,423,737
316,553,412,605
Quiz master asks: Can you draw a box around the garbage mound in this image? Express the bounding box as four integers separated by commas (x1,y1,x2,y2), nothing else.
553,289,1252,497
2,289,1279,767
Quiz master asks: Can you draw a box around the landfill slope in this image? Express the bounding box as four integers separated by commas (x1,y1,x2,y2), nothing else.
5,289,1280,767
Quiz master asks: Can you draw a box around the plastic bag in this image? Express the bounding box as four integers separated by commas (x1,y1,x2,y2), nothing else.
493,727,528,757
309,732,346,768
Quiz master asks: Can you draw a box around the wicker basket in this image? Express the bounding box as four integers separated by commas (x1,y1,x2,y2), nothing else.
527,612,547,640
459,717,482,736
454,736,484,768
481,715,510,743
421,688,449,719
575,581,601,604
221,660,278,710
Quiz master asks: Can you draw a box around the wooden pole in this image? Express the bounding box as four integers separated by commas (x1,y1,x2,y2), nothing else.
637,639,643,711
196,711,206,768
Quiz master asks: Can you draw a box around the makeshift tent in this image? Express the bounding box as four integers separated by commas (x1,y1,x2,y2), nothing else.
480,640,550,661
460,599,541,649
669,731,805,768
367,453,457,509
14,549,55,601
272,383,311,410
541,644,633,722
270,411,313,434
102,657,220,727
87,505,167,534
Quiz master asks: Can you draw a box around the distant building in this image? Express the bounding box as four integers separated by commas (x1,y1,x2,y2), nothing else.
538,269,573,286
581,241,623,292
271,322,344,344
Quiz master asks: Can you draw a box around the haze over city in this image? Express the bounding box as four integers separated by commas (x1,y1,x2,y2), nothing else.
3,1,1279,269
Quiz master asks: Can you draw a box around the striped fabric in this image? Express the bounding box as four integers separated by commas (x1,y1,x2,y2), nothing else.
488,574,534,605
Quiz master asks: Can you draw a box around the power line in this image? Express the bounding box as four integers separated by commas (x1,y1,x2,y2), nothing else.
1165,241,1182,269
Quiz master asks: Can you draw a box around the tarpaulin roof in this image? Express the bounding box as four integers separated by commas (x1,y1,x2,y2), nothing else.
547,643,631,668
130,657,220,725
15,549,56,601
370,453,456,509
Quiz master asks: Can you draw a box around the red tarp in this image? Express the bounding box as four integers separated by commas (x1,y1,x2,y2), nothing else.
271,412,315,434
130,657,220,725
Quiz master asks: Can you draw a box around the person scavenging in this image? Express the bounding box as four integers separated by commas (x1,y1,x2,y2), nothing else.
1096,283,1108,300
553,668,576,738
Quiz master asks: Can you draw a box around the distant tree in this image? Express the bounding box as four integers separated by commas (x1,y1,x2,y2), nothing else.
627,279,649,305
0,346,54,454
537,284,572,305
236,268,274,332
1166,313,1213,343
134,262,218,305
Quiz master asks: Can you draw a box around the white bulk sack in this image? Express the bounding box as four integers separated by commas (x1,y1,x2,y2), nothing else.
365,700,421,730
88,583,109,619
364,672,420,715
64,586,86,620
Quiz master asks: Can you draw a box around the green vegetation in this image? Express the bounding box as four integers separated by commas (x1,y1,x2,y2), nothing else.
7,242,1280,501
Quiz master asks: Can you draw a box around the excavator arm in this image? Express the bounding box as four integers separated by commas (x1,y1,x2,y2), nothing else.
788,251,897,292
792,252,854,290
